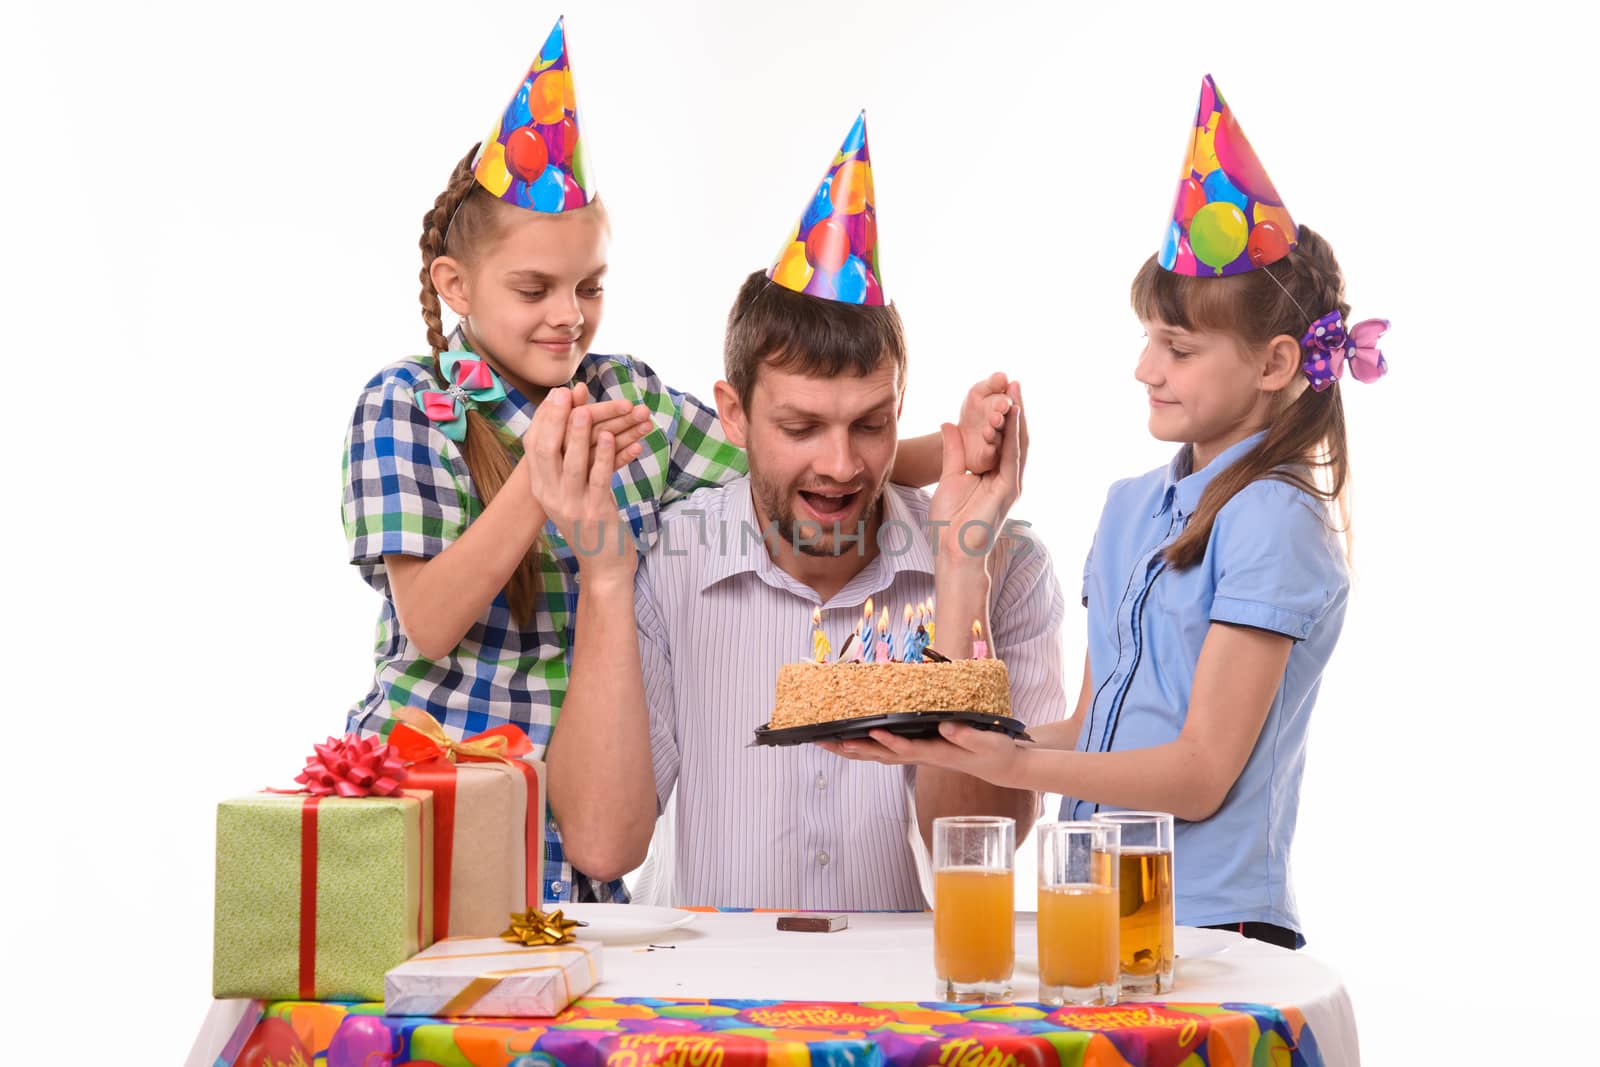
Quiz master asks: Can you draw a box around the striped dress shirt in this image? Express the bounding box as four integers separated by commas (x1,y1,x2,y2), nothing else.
635,477,1067,910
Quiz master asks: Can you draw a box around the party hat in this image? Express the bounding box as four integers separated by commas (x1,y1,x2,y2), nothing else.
471,17,593,213
1159,75,1297,277
767,112,885,305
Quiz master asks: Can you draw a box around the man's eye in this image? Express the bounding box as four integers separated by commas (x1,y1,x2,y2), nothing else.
516,290,547,301
579,286,605,298
782,426,815,439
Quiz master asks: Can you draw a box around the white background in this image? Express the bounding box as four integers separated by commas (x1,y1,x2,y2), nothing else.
5,1,1593,1062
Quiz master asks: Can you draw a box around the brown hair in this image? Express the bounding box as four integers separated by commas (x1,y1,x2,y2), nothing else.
418,145,542,624
724,270,908,407
1130,225,1352,570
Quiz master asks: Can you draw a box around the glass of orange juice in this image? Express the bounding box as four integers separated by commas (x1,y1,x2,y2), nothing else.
932,815,1015,1002
1036,821,1120,1006
1091,811,1175,995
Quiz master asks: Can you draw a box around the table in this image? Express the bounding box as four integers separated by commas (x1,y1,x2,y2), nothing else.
191,912,1359,1066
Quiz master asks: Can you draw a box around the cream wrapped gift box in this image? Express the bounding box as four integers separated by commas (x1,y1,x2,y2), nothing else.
388,710,549,937
385,936,603,1017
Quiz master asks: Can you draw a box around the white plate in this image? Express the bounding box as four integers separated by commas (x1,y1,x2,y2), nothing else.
1175,926,1236,960
558,903,698,944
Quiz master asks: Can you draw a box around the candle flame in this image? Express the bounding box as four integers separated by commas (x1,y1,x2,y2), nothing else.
903,603,913,625
971,619,984,637
863,597,874,619
877,605,890,634
811,606,821,626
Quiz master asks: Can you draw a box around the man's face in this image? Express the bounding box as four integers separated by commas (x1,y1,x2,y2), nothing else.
724,359,902,556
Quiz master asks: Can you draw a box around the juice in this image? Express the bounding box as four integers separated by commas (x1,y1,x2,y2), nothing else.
1037,883,1118,989
1117,848,1174,981
934,866,1014,984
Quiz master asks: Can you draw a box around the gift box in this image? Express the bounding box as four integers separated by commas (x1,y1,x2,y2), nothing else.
385,936,603,1017
389,710,548,937
213,790,434,1001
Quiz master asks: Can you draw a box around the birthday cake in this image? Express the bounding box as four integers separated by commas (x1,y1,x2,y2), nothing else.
769,658,1011,729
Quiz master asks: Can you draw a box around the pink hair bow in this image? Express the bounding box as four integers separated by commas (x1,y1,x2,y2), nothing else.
1300,311,1389,392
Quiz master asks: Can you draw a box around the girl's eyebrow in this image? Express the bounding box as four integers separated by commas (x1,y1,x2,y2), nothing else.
504,264,609,283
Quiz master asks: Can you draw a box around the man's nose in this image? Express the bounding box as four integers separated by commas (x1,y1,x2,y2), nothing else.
816,429,861,483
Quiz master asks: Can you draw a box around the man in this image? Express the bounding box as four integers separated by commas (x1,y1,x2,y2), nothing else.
543,281,1066,909
544,116,1065,907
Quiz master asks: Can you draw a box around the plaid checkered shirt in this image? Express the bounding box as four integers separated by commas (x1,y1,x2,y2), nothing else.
342,335,747,903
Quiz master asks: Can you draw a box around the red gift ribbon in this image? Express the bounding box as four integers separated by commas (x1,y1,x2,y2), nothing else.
298,796,319,999
388,709,543,937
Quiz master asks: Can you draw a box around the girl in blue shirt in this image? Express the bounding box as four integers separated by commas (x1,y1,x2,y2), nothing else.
834,77,1388,948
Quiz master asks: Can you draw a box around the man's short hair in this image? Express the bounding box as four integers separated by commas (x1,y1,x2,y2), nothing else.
723,269,908,407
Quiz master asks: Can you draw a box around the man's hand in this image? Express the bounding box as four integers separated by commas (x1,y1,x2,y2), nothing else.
524,387,639,580
929,385,1028,563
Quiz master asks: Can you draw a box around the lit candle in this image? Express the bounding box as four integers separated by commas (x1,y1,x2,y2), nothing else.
854,598,875,662
925,597,936,645
811,606,831,663
874,605,893,662
970,619,988,660
905,603,928,663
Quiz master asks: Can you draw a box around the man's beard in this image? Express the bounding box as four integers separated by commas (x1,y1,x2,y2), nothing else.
750,465,888,558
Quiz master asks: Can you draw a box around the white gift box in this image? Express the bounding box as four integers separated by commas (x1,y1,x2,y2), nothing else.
384,936,603,1017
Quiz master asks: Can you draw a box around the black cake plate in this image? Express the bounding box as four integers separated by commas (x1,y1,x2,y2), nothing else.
751,710,1034,748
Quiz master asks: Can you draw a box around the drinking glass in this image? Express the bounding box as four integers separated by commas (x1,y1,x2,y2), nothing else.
1090,811,1174,995
1036,821,1120,1006
932,815,1015,1002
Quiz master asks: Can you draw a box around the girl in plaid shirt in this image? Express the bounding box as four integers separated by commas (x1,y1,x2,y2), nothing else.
342,21,1014,903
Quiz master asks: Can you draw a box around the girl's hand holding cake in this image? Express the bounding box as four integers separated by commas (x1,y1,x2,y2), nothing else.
824,721,1024,783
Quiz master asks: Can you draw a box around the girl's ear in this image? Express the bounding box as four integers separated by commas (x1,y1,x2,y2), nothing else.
431,255,471,317
1260,334,1302,393
712,380,749,448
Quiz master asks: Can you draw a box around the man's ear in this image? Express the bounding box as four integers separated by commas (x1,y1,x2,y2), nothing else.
430,255,471,317
712,380,749,448
1260,334,1303,394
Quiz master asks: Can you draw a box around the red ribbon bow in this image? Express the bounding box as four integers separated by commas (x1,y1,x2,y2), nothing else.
292,734,409,797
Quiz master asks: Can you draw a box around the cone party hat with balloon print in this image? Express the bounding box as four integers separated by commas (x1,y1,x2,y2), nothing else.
471,17,593,214
767,112,885,305
1160,75,1297,277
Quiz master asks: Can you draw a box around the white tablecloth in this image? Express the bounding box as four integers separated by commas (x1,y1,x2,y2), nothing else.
597,912,1359,1066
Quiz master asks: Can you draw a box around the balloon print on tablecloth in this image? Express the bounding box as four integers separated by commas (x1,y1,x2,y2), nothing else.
472,17,594,213
1159,74,1297,277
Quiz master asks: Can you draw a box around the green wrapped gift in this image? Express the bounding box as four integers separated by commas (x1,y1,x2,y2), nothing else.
213,791,434,1000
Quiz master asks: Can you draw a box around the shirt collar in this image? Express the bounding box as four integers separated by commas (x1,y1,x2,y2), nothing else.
1156,430,1269,520
698,480,936,595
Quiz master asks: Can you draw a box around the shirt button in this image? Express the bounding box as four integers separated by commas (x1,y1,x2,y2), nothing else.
815,773,826,790
550,880,565,896
817,850,830,866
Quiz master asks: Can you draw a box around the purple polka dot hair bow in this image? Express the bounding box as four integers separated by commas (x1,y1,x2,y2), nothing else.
1300,311,1390,392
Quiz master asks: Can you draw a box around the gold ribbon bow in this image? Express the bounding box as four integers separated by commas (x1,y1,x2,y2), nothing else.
501,907,586,946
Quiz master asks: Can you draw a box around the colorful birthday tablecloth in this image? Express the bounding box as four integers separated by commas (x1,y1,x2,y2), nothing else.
217,996,1323,1066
